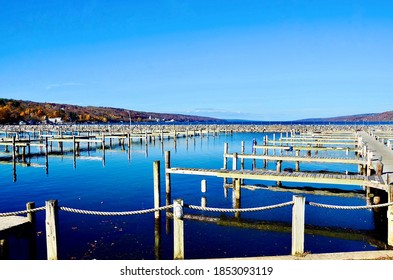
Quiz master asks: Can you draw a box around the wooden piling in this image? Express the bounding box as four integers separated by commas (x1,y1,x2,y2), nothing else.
223,143,228,169
165,151,171,203
153,161,161,220
201,180,207,193
292,195,305,256
201,196,207,208
376,162,383,176
26,202,36,224
252,138,257,170
276,160,282,187
154,219,161,260
12,135,16,164
45,200,59,260
173,199,184,260
241,141,245,170
45,137,49,174
232,152,238,171
367,150,372,176
388,185,393,246
234,178,241,200
276,160,282,172
21,146,26,162
101,134,106,149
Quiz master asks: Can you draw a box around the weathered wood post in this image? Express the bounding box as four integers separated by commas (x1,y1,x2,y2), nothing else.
376,161,383,176
154,218,161,260
223,143,229,184
233,178,241,219
153,161,161,220
295,150,300,172
102,134,106,166
201,196,207,208
45,137,49,174
234,178,241,200
276,160,282,172
241,141,245,170
165,151,171,207
292,195,305,256
367,150,372,176
232,152,238,170
388,184,393,246
276,160,282,187
128,133,132,148
12,136,16,181
21,145,26,162
45,200,59,260
26,201,38,259
26,202,36,224
263,136,268,168
173,199,184,260
12,135,16,164
223,143,228,169
201,179,207,193
273,133,277,156
101,134,106,150
252,138,257,170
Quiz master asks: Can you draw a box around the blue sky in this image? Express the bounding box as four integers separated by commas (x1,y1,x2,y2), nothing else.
1,0,392,121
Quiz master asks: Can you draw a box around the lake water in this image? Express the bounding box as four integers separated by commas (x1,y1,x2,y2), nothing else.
0,131,386,260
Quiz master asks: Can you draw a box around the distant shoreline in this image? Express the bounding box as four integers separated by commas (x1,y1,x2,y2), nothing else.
1,122,393,135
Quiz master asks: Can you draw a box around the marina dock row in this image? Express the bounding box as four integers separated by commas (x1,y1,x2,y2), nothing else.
162,127,393,247
1,124,393,259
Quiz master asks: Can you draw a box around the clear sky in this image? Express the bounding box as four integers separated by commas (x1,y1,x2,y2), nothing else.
1,0,392,121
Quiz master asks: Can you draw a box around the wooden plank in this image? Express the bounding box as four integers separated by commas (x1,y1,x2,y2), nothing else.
167,167,380,187
0,216,30,232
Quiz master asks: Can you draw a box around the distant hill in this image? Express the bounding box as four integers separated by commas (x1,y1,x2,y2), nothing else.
298,111,393,123
0,98,219,124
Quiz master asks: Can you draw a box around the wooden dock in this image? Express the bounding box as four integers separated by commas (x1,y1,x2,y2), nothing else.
225,153,366,165
0,216,30,232
359,131,393,246
163,128,393,248
254,145,360,152
167,167,386,189
0,215,32,259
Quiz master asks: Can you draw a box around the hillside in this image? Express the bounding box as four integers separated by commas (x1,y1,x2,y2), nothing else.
298,111,393,123
0,98,218,124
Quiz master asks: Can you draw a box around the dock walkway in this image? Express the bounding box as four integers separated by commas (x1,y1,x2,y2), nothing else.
360,131,393,183
0,216,30,232
168,167,386,190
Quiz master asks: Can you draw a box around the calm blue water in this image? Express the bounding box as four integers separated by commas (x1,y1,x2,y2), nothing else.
0,131,385,260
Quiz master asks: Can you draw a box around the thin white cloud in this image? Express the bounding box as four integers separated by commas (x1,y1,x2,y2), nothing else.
45,82,84,90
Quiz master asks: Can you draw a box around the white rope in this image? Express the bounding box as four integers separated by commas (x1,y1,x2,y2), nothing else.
0,206,46,217
308,201,393,210
187,201,294,213
59,205,173,216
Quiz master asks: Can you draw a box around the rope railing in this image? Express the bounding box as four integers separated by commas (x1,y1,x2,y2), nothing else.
59,205,173,216
1,197,393,260
0,206,46,217
1,200,392,218
186,201,294,213
308,201,393,210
